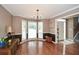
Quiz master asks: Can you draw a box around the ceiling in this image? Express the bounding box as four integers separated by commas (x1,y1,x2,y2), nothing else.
2,4,79,19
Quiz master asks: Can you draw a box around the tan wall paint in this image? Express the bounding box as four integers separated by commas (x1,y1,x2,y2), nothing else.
0,5,12,34
66,17,74,40
12,16,22,34
43,19,50,33
12,16,52,34
49,19,55,34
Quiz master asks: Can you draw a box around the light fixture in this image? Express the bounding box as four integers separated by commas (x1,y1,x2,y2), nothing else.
7,26,12,33
36,9,39,20
36,9,39,38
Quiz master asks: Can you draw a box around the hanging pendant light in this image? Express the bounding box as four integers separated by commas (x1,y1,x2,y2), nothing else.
36,9,39,38
36,9,39,21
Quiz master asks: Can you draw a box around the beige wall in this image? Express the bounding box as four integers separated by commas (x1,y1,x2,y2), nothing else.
66,17,74,40
12,17,51,34
12,16,23,34
43,19,50,33
42,19,55,34
0,5,12,34
49,19,55,34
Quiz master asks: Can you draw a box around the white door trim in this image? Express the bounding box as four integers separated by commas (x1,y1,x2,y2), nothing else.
55,19,66,43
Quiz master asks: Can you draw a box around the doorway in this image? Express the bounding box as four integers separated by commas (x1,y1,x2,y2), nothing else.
55,19,66,43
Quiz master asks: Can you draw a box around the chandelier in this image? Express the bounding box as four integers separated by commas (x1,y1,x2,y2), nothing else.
36,9,39,20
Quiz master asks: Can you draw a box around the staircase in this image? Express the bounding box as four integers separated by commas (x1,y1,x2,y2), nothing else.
74,23,79,44
74,23,79,36
74,32,79,44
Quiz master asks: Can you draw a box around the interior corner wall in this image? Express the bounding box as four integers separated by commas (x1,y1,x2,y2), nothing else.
66,17,74,40
0,5,12,34
12,16,22,34
43,19,50,33
49,19,55,34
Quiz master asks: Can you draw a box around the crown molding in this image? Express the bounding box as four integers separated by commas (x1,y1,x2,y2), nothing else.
53,5,79,19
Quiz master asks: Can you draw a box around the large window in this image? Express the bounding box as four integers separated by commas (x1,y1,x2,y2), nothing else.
38,22,43,38
22,20,27,40
28,21,37,38
22,20,43,40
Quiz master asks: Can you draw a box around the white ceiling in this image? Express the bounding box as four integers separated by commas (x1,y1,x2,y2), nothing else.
2,4,79,19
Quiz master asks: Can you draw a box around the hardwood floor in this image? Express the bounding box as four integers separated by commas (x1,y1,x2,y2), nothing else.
16,40,79,55
66,43,79,55
16,41,63,55
0,40,79,55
